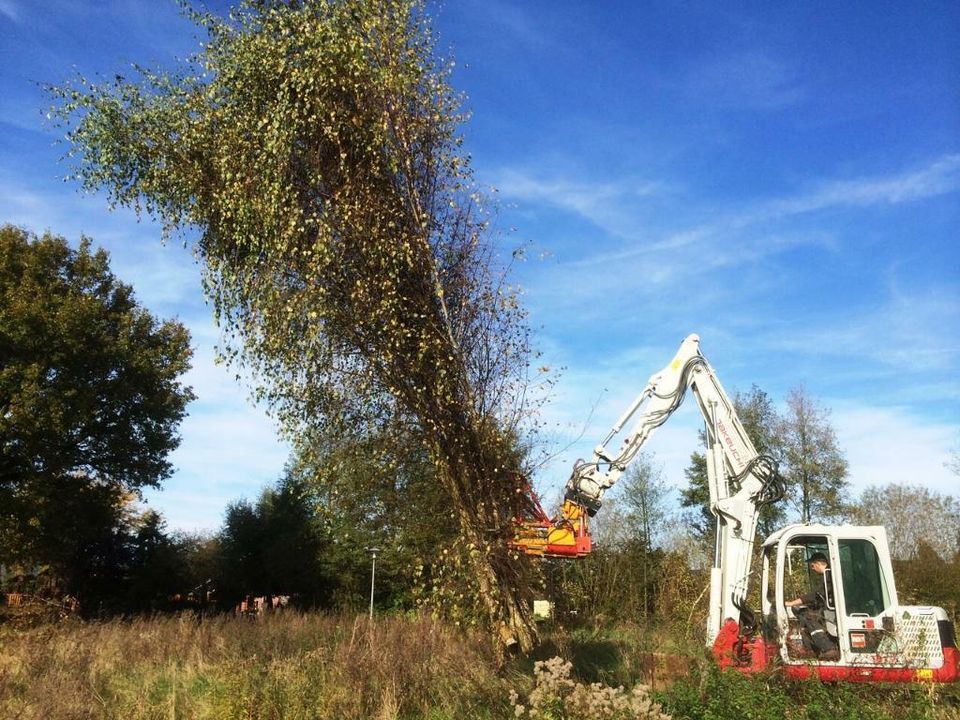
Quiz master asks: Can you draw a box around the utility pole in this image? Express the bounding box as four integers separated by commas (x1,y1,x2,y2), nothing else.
366,547,380,621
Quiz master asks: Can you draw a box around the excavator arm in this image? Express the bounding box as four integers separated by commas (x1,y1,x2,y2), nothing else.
510,334,784,644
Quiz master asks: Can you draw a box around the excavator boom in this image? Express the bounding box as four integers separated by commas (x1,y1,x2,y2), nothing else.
511,334,784,641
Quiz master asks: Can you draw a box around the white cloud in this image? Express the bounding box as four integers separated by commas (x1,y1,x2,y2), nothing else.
764,154,960,216
615,154,960,259
494,167,669,242
497,153,960,259
171,409,287,486
146,357,291,531
833,405,958,498
471,0,547,48
107,242,202,311
0,180,50,227
756,284,960,376
501,153,960,367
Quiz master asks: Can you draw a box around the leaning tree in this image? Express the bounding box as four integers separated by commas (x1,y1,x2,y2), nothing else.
53,0,541,651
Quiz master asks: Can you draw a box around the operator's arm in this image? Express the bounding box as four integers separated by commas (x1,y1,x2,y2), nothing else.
785,592,818,608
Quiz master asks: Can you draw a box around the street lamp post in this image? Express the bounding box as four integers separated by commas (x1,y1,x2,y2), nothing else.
366,547,380,621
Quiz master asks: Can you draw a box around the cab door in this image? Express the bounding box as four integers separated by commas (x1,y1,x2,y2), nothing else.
778,535,840,661
834,536,897,659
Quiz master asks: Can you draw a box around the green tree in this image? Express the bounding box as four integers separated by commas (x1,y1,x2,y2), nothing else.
216,499,263,604
778,386,849,522
892,542,960,619
28,472,136,610
621,452,671,548
125,509,188,611
549,455,671,624
292,424,458,612
53,0,540,651
171,530,222,604
215,464,432,612
0,226,194,602
619,453,670,617
679,452,712,540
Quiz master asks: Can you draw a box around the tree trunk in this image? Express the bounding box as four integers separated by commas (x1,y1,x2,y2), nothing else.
467,526,538,655
428,428,539,657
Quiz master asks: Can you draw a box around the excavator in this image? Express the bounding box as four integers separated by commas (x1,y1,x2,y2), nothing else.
511,334,959,683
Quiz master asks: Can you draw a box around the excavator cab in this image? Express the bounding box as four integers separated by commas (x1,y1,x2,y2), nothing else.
761,524,959,681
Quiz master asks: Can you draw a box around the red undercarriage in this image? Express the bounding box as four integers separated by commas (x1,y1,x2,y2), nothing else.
712,619,960,683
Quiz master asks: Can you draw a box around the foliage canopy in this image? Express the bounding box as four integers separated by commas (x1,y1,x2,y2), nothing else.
52,0,541,649
0,225,194,592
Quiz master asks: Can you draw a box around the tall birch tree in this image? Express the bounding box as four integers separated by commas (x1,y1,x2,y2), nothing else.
52,0,540,652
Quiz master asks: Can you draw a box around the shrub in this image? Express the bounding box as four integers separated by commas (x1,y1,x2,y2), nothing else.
510,655,671,720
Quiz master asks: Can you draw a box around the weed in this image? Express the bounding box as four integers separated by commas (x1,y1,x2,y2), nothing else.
510,655,671,720
1,614,956,719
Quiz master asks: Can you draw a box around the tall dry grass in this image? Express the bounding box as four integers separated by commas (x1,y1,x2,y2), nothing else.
6,612,952,720
0,612,510,719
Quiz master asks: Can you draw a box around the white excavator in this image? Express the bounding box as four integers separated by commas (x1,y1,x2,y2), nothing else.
511,334,958,683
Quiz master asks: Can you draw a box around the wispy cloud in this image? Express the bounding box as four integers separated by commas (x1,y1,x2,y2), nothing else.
759,283,960,376
504,155,960,349
458,0,548,49
833,405,958,497
494,168,672,242
499,153,960,264
765,154,960,215
684,49,804,111
648,154,960,255
0,0,19,23
497,170,666,211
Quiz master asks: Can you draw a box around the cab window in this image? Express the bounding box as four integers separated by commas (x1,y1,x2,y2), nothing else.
837,539,889,616
782,538,829,606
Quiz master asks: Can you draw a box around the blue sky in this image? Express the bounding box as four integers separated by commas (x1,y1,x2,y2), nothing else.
1,1,957,532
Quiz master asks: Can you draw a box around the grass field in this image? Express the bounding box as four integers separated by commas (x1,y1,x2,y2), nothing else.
1,611,958,719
